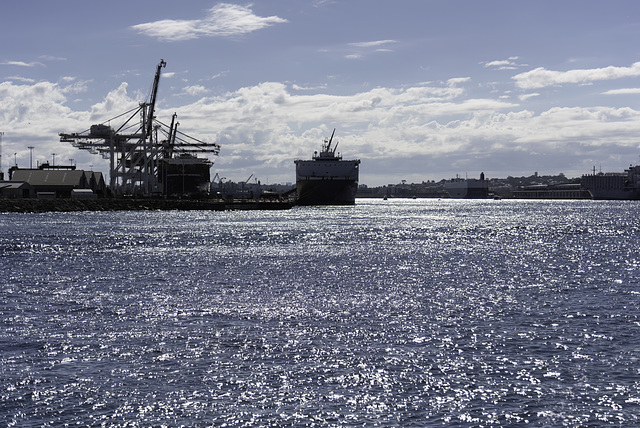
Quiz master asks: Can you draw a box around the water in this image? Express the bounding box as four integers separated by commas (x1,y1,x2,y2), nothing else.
1,199,640,426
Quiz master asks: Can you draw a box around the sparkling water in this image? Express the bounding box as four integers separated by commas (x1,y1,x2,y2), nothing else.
1,199,639,426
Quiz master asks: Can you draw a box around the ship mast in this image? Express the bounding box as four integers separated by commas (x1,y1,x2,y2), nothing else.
326,128,336,152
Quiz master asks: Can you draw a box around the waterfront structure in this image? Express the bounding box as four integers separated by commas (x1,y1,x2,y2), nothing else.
581,164,640,200
444,173,489,198
0,181,32,199
294,130,361,205
513,183,590,199
11,168,89,199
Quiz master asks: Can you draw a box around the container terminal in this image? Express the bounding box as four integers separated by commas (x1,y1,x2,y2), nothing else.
0,60,294,212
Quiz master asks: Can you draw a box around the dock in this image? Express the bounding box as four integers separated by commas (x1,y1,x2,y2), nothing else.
0,198,294,213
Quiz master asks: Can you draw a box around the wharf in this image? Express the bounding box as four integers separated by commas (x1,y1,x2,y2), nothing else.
0,198,294,213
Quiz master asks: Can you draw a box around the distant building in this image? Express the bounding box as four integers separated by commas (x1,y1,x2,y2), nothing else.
87,171,107,197
513,183,590,199
71,189,98,200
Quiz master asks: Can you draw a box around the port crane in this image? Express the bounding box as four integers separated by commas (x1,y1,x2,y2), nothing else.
59,60,220,196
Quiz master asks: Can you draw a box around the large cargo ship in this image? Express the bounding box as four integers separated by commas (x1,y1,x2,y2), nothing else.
294,130,361,205
444,172,489,198
581,164,640,200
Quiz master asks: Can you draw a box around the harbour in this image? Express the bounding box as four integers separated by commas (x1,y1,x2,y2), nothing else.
4,3,640,426
2,60,640,207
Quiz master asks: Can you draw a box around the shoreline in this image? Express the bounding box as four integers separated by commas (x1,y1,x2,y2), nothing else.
0,198,294,213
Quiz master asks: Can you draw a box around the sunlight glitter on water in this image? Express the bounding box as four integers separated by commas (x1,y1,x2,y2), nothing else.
1,200,640,425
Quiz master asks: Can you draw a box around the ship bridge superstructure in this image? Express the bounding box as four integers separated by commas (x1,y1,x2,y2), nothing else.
295,129,360,181
313,129,342,161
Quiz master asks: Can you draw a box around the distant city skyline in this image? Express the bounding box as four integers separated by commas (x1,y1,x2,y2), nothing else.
2,1,640,186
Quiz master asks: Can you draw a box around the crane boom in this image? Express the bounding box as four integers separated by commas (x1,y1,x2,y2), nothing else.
146,60,166,138
326,128,336,152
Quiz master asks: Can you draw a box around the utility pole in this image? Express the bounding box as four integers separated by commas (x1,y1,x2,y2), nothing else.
0,132,3,180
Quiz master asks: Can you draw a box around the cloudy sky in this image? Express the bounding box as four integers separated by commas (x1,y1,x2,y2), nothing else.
2,1,640,186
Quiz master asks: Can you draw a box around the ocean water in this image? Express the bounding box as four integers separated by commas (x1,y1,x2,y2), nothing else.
1,199,640,426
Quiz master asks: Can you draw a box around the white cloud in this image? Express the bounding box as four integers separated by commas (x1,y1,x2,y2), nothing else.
4,75,640,186
603,88,640,95
131,3,288,42
38,55,67,62
483,56,527,70
513,62,640,89
6,76,36,84
180,85,209,97
447,77,471,86
292,83,327,91
519,93,540,101
0,81,68,124
348,40,396,48
344,40,397,59
162,82,640,183
209,71,229,80
62,80,92,95
0,81,82,166
1,60,44,67
87,82,140,122
313,0,336,7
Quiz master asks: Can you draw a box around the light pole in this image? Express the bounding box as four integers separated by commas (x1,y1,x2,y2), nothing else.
52,153,56,167
0,132,3,180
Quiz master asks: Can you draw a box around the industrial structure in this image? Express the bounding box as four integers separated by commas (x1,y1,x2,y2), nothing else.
59,60,220,198
1,162,106,199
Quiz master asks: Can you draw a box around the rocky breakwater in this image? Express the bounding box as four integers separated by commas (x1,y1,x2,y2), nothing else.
0,198,293,213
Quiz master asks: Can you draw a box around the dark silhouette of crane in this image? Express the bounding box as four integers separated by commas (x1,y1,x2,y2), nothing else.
60,60,220,197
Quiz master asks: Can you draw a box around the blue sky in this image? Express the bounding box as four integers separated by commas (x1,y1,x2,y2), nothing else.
2,1,640,186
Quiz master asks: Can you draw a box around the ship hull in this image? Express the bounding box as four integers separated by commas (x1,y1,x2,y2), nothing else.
444,180,489,199
585,189,640,200
581,172,640,200
294,130,360,205
296,178,358,205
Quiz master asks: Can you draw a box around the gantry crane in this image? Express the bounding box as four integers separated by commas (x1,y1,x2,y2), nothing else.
59,60,220,197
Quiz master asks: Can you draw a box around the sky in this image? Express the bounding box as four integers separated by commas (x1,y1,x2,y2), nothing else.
2,1,640,186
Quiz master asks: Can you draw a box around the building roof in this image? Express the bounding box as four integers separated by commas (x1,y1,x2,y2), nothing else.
0,181,31,190
88,171,104,183
12,170,86,187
